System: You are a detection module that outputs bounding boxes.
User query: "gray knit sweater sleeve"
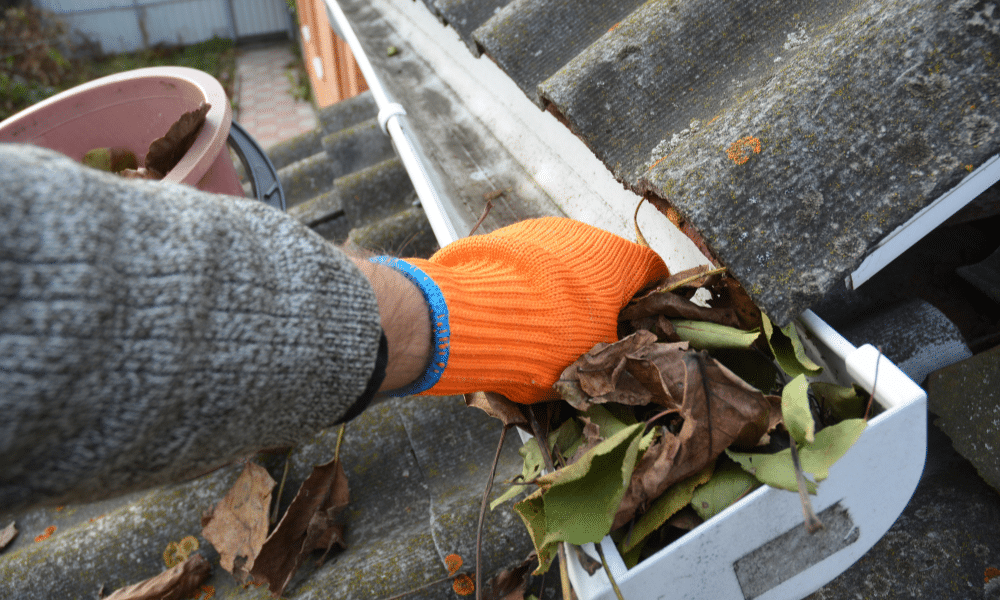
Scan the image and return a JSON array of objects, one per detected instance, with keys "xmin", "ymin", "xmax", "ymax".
[{"xmin": 0, "ymin": 144, "xmax": 383, "ymax": 511}]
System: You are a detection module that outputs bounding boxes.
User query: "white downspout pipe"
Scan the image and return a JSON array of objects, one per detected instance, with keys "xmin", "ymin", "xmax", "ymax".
[{"xmin": 321, "ymin": 0, "xmax": 460, "ymax": 246}]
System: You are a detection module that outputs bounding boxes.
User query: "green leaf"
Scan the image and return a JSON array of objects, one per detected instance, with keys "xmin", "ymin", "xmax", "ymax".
[
  {"xmin": 690, "ymin": 461, "xmax": 760, "ymax": 521},
  {"xmin": 537, "ymin": 423, "xmax": 645, "ymax": 546},
  {"xmin": 491, "ymin": 439, "xmax": 544, "ymax": 510},
  {"xmin": 811, "ymin": 382, "xmax": 866, "ymax": 421},
  {"xmin": 672, "ymin": 319, "xmax": 761, "ymax": 350},
  {"xmin": 620, "ymin": 540, "xmax": 645, "ymax": 569},
  {"xmin": 583, "ymin": 404, "xmax": 636, "ymax": 439},
  {"xmin": 548, "ymin": 418, "xmax": 584, "ymax": 461},
  {"xmin": 619, "ymin": 462, "xmax": 715, "ymax": 554},
  {"xmin": 726, "ymin": 419, "xmax": 867, "ymax": 493},
  {"xmin": 513, "ymin": 490, "xmax": 558, "ymax": 574},
  {"xmin": 761, "ymin": 314, "xmax": 822, "ymax": 378},
  {"xmin": 782, "ymin": 374, "xmax": 815, "ymax": 445}
]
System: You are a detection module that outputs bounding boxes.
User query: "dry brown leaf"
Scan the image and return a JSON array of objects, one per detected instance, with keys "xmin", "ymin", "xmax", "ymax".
[
  {"xmin": 630, "ymin": 314, "xmax": 681, "ymax": 342},
  {"xmin": 483, "ymin": 552, "xmax": 536, "ymax": 600},
  {"xmin": 0, "ymin": 522, "xmax": 17, "ymax": 552},
  {"xmin": 145, "ymin": 102, "xmax": 211, "ymax": 176},
  {"xmin": 465, "ymin": 392, "xmax": 528, "ymax": 427},
  {"xmin": 250, "ymin": 455, "xmax": 350, "ymax": 596},
  {"xmin": 621, "ymin": 289, "xmax": 740, "ymax": 328},
  {"xmin": 707, "ymin": 276, "xmax": 762, "ymax": 331},
  {"xmin": 103, "ymin": 553, "xmax": 211, "ymax": 600},
  {"xmin": 566, "ymin": 418, "xmax": 603, "ymax": 466},
  {"xmin": 555, "ymin": 331, "xmax": 689, "ymax": 411},
  {"xmin": 612, "ymin": 350, "xmax": 771, "ymax": 529},
  {"xmin": 201, "ymin": 461, "xmax": 275, "ymax": 584}
]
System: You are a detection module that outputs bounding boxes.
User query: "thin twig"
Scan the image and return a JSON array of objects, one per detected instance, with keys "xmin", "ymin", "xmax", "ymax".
[
  {"xmin": 377, "ymin": 571, "xmax": 471, "ymax": 600},
  {"xmin": 557, "ymin": 544, "xmax": 573, "ymax": 600},
  {"xmin": 657, "ymin": 265, "xmax": 729, "ymax": 294},
  {"xmin": 594, "ymin": 542, "xmax": 627, "ymax": 600},
  {"xmin": 271, "ymin": 447, "xmax": 295, "ymax": 525},
  {"xmin": 528, "ymin": 407, "xmax": 571, "ymax": 600},
  {"xmin": 633, "ymin": 198, "xmax": 650, "ymax": 248},
  {"xmin": 477, "ymin": 424, "xmax": 510, "ymax": 600},
  {"xmin": 864, "ymin": 346, "xmax": 883, "ymax": 421},
  {"xmin": 334, "ymin": 423, "xmax": 347, "ymax": 462},
  {"xmin": 469, "ymin": 199, "xmax": 495, "ymax": 236},
  {"xmin": 789, "ymin": 436, "xmax": 824, "ymax": 533}
]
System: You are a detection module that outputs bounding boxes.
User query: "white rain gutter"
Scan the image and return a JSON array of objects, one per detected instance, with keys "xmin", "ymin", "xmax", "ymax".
[{"xmin": 322, "ymin": 0, "xmax": 461, "ymax": 246}]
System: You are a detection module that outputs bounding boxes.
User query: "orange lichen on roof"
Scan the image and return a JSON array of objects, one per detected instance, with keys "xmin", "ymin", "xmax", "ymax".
[
  {"xmin": 452, "ymin": 574, "xmax": 475, "ymax": 596},
  {"xmin": 186, "ymin": 585, "xmax": 215, "ymax": 599},
  {"xmin": 34, "ymin": 525, "xmax": 56, "ymax": 543},
  {"xmin": 445, "ymin": 553, "xmax": 463, "ymax": 575},
  {"xmin": 727, "ymin": 136, "xmax": 762, "ymax": 165},
  {"xmin": 986, "ymin": 567, "xmax": 1000, "ymax": 583}
]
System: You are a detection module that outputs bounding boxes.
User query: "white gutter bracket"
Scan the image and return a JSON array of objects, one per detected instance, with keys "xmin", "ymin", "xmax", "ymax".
[{"xmin": 377, "ymin": 103, "xmax": 406, "ymax": 136}]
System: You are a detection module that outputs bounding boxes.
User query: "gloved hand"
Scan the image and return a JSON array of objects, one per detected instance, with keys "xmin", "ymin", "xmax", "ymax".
[{"xmin": 373, "ymin": 217, "xmax": 668, "ymax": 403}]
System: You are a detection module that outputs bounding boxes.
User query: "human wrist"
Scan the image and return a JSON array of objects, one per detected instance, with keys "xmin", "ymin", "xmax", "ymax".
[{"xmin": 348, "ymin": 257, "xmax": 432, "ymax": 392}]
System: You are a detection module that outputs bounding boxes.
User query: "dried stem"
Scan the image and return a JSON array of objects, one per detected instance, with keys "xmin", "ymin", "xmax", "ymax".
[
  {"xmin": 271, "ymin": 447, "xmax": 294, "ymax": 525},
  {"xmin": 789, "ymin": 436, "xmax": 824, "ymax": 533},
  {"xmin": 377, "ymin": 571, "xmax": 471, "ymax": 600},
  {"xmin": 659, "ymin": 265, "xmax": 729, "ymax": 294},
  {"xmin": 864, "ymin": 346, "xmax": 883, "ymax": 421},
  {"xmin": 528, "ymin": 406, "xmax": 571, "ymax": 600},
  {"xmin": 633, "ymin": 198, "xmax": 650, "ymax": 248},
  {"xmin": 476, "ymin": 423, "xmax": 510, "ymax": 600},
  {"xmin": 469, "ymin": 199, "xmax": 495, "ymax": 236},
  {"xmin": 594, "ymin": 542, "xmax": 627, "ymax": 600}
]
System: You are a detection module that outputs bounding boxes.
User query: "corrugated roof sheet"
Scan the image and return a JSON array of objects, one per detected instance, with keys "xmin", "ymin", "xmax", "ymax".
[{"xmin": 409, "ymin": 0, "xmax": 1000, "ymax": 324}]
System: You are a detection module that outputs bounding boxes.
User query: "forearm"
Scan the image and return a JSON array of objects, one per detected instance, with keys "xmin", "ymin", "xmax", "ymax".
[
  {"xmin": 348, "ymin": 258, "xmax": 432, "ymax": 392},
  {"xmin": 0, "ymin": 145, "xmax": 383, "ymax": 510}
]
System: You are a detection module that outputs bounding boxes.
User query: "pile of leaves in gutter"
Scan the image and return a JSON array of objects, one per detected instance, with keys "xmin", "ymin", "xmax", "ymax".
[{"xmin": 481, "ymin": 265, "xmax": 873, "ymax": 574}]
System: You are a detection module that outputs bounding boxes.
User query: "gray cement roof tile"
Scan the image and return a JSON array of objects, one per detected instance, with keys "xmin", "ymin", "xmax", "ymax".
[{"xmin": 406, "ymin": 0, "xmax": 1000, "ymax": 324}]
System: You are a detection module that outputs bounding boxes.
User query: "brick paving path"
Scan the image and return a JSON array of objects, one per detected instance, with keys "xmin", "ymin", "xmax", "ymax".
[{"xmin": 235, "ymin": 43, "xmax": 317, "ymax": 150}]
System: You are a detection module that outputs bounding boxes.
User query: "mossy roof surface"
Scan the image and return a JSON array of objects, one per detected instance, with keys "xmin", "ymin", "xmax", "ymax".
[{"xmin": 409, "ymin": 0, "xmax": 1000, "ymax": 324}]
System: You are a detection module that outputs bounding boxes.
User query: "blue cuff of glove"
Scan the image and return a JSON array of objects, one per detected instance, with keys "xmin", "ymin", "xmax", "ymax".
[{"xmin": 369, "ymin": 256, "xmax": 450, "ymax": 396}]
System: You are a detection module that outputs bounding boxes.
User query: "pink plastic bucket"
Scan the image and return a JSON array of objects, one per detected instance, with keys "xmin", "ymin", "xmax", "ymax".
[{"xmin": 0, "ymin": 66, "xmax": 244, "ymax": 197}]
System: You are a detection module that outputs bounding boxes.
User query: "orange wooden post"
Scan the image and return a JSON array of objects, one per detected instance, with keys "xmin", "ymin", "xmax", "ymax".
[{"xmin": 296, "ymin": 0, "xmax": 368, "ymax": 108}]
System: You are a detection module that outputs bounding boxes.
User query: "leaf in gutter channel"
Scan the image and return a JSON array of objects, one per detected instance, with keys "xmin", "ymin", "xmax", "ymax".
[
  {"xmin": 621, "ymin": 287, "xmax": 741, "ymax": 328},
  {"xmin": 102, "ymin": 553, "xmax": 211, "ymax": 600},
  {"xmin": 671, "ymin": 319, "xmax": 761, "ymax": 350},
  {"xmin": 690, "ymin": 460, "xmax": 760, "ymax": 521},
  {"xmin": 554, "ymin": 330, "xmax": 688, "ymax": 411},
  {"xmin": 200, "ymin": 462, "xmax": 275, "ymax": 584},
  {"xmin": 618, "ymin": 462, "xmax": 715, "ymax": 557},
  {"xmin": 761, "ymin": 314, "xmax": 822, "ymax": 378},
  {"xmin": 465, "ymin": 391, "xmax": 528, "ymax": 427},
  {"xmin": 611, "ymin": 351, "xmax": 774, "ymax": 530},
  {"xmin": 144, "ymin": 102, "xmax": 211, "ymax": 176},
  {"xmin": 250, "ymin": 455, "xmax": 350, "ymax": 596},
  {"xmin": 726, "ymin": 418, "xmax": 867, "ymax": 493},
  {"xmin": 513, "ymin": 424, "xmax": 646, "ymax": 574},
  {"xmin": 782, "ymin": 374, "xmax": 815, "ymax": 445}
]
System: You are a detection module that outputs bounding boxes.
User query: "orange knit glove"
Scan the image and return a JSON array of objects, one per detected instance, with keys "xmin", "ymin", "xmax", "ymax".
[{"xmin": 375, "ymin": 217, "xmax": 668, "ymax": 404}]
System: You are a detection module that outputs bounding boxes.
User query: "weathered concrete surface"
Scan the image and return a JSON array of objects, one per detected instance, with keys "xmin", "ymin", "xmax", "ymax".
[
  {"xmin": 839, "ymin": 299, "xmax": 972, "ymax": 386},
  {"xmin": 808, "ymin": 419, "xmax": 1000, "ymax": 600},
  {"xmin": 339, "ymin": 157, "xmax": 417, "ymax": 225},
  {"xmin": 347, "ymin": 205, "xmax": 439, "ymax": 257},
  {"xmin": 0, "ymin": 396, "xmax": 542, "ymax": 599},
  {"xmin": 927, "ymin": 344, "xmax": 1000, "ymax": 495}
]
